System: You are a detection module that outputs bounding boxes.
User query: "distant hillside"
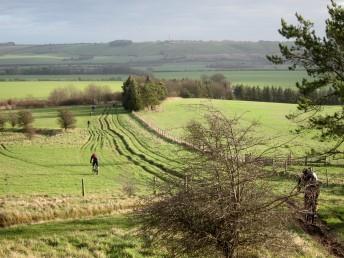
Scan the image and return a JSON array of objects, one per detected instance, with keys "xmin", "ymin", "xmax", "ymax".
[{"xmin": 0, "ymin": 41, "xmax": 290, "ymax": 75}]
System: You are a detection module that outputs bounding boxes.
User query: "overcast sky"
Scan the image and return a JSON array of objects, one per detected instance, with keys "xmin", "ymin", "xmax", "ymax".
[{"xmin": 0, "ymin": 0, "xmax": 338, "ymax": 44}]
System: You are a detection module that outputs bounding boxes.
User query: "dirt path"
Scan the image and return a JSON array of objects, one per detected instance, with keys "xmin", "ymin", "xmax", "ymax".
[{"xmin": 287, "ymin": 200, "xmax": 344, "ymax": 257}]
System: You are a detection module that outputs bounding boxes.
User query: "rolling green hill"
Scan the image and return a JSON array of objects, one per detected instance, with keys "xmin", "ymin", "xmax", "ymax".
[{"xmin": 0, "ymin": 40, "xmax": 290, "ymax": 72}]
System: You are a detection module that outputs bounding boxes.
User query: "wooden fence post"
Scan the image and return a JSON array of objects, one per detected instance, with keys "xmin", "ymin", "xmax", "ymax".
[
  {"xmin": 81, "ymin": 178, "xmax": 85, "ymax": 197},
  {"xmin": 304, "ymin": 156, "xmax": 308, "ymax": 166}
]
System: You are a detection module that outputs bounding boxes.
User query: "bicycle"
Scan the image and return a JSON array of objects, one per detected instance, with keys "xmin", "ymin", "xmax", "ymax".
[{"xmin": 92, "ymin": 163, "xmax": 99, "ymax": 175}]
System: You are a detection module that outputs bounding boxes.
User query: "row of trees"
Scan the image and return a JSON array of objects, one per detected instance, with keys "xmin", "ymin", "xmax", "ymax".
[
  {"xmin": 0, "ymin": 109, "xmax": 76, "ymax": 138},
  {"xmin": 49, "ymin": 84, "xmax": 120, "ymax": 106},
  {"xmin": 164, "ymin": 76, "xmax": 341, "ymax": 105},
  {"xmin": 0, "ymin": 110, "xmax": 35, "ymax": 138},
  {"xmin": 0, "ymin": 85, "xmax": 121, "ymax": 109},
  {"xmin": 122, "ymin": 76, "xmax": 167, "ymax": 111},
  {"xmin": 233, "ymin": 85, "xmax": 341, "ymax": 104},
  {"xmin": 0, "ymin": 64, "xmax": 146, "ymax": 76}
]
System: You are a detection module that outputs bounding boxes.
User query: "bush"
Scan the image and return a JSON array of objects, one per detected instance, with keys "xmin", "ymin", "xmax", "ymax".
[
  {"xmin": 57, "ymin": 109, "xmax": 76, "ymax": 130},
  {"xmin": 8, "ymin": 112, "xmax": 18, "ymax": 128},
  {"xmin": 17, "ymin": 110, "xmax": 34, "ymax": 128},
  {"xmin": 24, "ymin": 125, "xmax": 35, "ymax": 139},
  {"xmin": 139, "ymin": 108, "xmax": 295, "ymax": 257},
  {"xmin": 122, "ymin": 181, "xmax": 136, "ymax": 197}
]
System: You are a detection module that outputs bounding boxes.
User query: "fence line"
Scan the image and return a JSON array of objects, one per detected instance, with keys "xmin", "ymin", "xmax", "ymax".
[
  {"xmin": 132, "ymin": 112, "xmax": 344, "ymax": 169},
  {"xmin": 131, "ymin": 112, "xmax": 193, "ymax": 148}
]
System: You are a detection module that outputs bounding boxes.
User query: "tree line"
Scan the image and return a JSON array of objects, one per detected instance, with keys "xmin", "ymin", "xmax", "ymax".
[
  {"xmin": 0, "ymin": 85, "xmax": 121, "ymax": 109},
  {"xmin": 0, "ymin": 64, "xmax": 147, "ymax": 76},
  {"xmin": 0, "ymin": 108, "xmax": 77, "ymax": 139},
  {"xmin": 126, "ymin": 74, "xmax": 342, "ymax": 106}
]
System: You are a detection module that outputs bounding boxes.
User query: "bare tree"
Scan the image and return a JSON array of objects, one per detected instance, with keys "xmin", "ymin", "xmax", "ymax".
[
  {"xmin": 17, "ymin": 110, "xmax": 34, "ymax": 128},
  {"xmin": 139, "ymin": 108, "xmax": 296, "ymax": 258},
  {"xmin": 17, "ymin": 110, "xmax": 35, "ymax": 139},
  {"xmin": 8, "ymin": 112, "xmax": 18, "ymax": 128},
  {"xmin": 57, "ymin": 109, "xmax": 76, "ymax": 130}
]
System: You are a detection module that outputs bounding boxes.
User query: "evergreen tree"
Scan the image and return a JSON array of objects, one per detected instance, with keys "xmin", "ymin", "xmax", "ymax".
[
  {"xmin": 122, "ymin": 76, "xmax": 143, "ymax": 111},
  {"xmin": 268, "ymin": 1, "xmax": 344, "ymax": 152},
  {"xmin": 262, "ymin": 87, "xmax": 273, "ymax": 102}
]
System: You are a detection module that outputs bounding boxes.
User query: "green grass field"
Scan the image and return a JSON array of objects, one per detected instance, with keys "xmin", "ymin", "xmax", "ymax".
[
  {"xmin": 0, "ymin": 101, "xmax": 342, "ymax": 257},
  {"xmin": 0, "ymin": 70, "xmax": 306, "ymax": 89},
  {"xmin": 0, "ymin": 106, "xmax": 184, "ymax": 196},
  {"xmin": 138, "ymin": 98, "xmax": 340, "ymax": 155},
  {"xmin": 0, "ymin": 81, "xmax": 123, "ymax": 100},
  {"xmin": 154, "ymin": 70, "xmax": 307, "ymax": 88}
]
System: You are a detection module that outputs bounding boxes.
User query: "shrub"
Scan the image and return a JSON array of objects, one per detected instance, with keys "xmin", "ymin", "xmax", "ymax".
[
  {"xmin": 17, "ymin": 110, "xmax": 34, "ymax": 128},
  {"xmin": 57, "ymin": 109, "xmax": 76, "ymax": 130},
  {"xmin": 139, "ymin": 108, "xmax": 295, "ymax": 257},
  {"xmin": 122, "ymin": 181, "xmax": 136, "ymax": 197},
  {"xmin": 8, "ymin": 112, "xmax": 18, "ymax": 128},
  {"xmin": 24, "ymin": 125, "xmax": 35, "ymax": 139}
]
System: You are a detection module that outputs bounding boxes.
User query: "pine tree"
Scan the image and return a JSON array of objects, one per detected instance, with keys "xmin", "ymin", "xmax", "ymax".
[{"xmin": 268, "ymin": 1, "xmax": 344, "ymax": 152}]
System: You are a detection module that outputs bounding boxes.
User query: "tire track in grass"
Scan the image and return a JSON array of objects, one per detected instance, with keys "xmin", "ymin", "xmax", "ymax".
[
  {"xmin": 114, "ymin": 110, "xmax": 183, "ymax": 167},
  {"xmin": 111, "ymin": 114, "xmax": 182, "ymax": 172},
  {"xmin": 81, "ymin": 107, "xmax": 169, "ymax": 181},
  {"xmin": 99, "ymin": 109, "xmax": 173, "ymax": 181},
  {"xmin": 81, "ymin": 129, "xmax": 93, "ymax": 150},
  {"xmin": 102, "ymin": 110, "xmax": 183, "ymax": 179}
]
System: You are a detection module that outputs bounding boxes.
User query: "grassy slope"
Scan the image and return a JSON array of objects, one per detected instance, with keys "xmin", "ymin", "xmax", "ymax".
[
  {"xmin": 139, "ymin": 98, "xmax": 344, "ymax": 241},
  {"xmin": 0, "ymin": 81, "xmax": 122, "ymax": 100},
  {"xmin": 0, "ymin": 103, "xmax": 340, "ymax": 257},
  {"xmin": 138, "ymin": 98, "xmax": 340, "ymax": 155},
  {"xmin": 0, "ymin": 106, "xmax": 185, "ymax": 196},
  {"xmin": 154, "ymin": 70, "xmax": 306, "ymax": 88}
]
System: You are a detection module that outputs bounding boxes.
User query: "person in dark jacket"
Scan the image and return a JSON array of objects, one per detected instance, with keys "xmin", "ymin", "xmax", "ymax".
[{"xmin": 90, "ymin": 153, "xmax": 98, "ymax": 170}]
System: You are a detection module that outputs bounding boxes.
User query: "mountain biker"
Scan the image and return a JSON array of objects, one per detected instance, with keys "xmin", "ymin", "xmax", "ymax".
[
  {"xmin": 297, "ymin": 167, "xmax": 321, "ymax": 223},
  {"xmin": 90, "ymin": 153, "xmax": 98, "ymax": 170}
]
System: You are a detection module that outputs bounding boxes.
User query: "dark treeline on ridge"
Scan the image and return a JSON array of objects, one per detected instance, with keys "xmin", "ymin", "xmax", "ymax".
[
  {"xmin": 164, "ymin": 74, "xmax": 342, "ymax": 105},
  {"xmin": 1, "ymin": 64, "xmax": 146, "ymax": 76}
]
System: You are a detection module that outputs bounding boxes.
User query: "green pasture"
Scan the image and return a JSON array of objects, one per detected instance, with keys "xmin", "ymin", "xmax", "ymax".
[
  {"xmin": 154, "ymin": 70, "xmax": 307, "ymax": 88},
  {"xmin": 0, "ymin": 70, "xmax": 306, "ymax": 89},
  {"xmin": 138, "ymin": 98, "xmax": 340, "ymax": 155},
  {"xmin": 0, "ymin": 106, "xmax": 185, "ymax": 196},
  {"xmin": 0, "ymin": 101, "xmax": 343, "ymax": 256},
  {"xmin": 0, "ymin": 81, "xmax": 122, "ymax": 100}
]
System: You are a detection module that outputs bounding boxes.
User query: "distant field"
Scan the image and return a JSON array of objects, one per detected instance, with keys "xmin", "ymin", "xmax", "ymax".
[
  {"xmin": 0, "ymin": 70, "xmax": 306, "ymax": 91},
  {"xmin": 0, "ymin": 81, "xmax": 122, "ymax": 100},
  {"xmin": 154, "ymin": 70, "xmax": 307, "ymax": 88}
]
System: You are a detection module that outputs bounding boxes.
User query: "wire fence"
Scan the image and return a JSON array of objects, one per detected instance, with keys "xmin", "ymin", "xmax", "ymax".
[{"xmin": 132, "ymin": 112, "xmax": 344, "ymax": 170}]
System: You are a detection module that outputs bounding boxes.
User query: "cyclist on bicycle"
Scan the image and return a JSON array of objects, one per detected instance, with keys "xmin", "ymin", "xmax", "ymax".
[{"xmin": 90, "ymin": 153, "xmax": 99, "ymax": 170}]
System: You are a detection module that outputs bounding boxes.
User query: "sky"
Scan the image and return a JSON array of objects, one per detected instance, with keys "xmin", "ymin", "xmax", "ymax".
[{"xmin": 0, "ymin": 0, "xmax": 338, "ymax": 44}]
